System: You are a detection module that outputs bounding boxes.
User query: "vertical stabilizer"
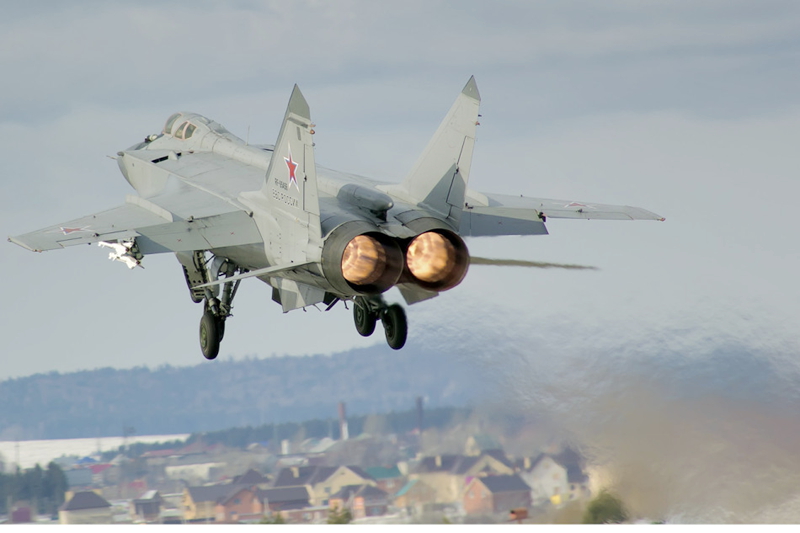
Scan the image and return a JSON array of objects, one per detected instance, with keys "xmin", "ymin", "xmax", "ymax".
[
  {"xmin": 241, "ymin": 85, "xmax": 322, "ymax": 265},
  {"xmin": 395, "ymin": 77, "xmax": 481, "ymax": 229}
]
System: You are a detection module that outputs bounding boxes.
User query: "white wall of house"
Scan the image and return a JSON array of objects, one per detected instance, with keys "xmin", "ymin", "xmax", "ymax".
[
  {"xmin": 59, "ymin": 507, "xmax": 114, "ymax": 524},
  {"xmin": 521, "ymin": 457, "xmax": 570, "ymax": 506}
]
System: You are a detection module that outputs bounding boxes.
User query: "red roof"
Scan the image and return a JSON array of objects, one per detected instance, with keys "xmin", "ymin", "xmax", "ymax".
[{"xmin": 89, "ymin": 464, "xmax": 113, "ymax": 475}]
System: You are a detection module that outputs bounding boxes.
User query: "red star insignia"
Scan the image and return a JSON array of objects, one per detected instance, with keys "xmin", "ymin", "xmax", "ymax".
[
  {"xmin": 60, "ymin": 226, "xmax": 91, "ymax": 235},
  {"xmin": 284, "ymin": 147, "xmax": 299, "ymax": 190}
]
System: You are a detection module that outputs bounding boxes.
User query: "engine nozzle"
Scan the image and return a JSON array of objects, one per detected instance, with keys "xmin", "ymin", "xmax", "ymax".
[
  {"xmin": 405, "ymin": 230, "xmax": 469, "ymax": 292},
  {"xmin": 342, "ymin": 235, "xmax": 387, "ymax": 286},
  {"xmin": 337, "ymin": 233, "xmax": 404, "ymax": 294}
]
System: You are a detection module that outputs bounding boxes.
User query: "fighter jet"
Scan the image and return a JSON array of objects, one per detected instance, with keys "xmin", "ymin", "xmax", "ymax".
[{"xmin": 9, "ymin": 77, "xmax": 664, "ymax": 359}]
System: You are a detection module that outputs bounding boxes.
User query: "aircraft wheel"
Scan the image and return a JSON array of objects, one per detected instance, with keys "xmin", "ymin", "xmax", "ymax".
[
  {"xmin": 200, "ymin": 311, "xmax": 221, "ymax": 360},
  {"xmin": 217, "ymin": 317, "xmax": 225, "ymax": 341},
  {"xmin": 353, "ymin": 300, "xmax": 377, "ymax": 337},
  {"xmin": 382, "ymin": 304, "xmax": 407, "ymax": 350}
]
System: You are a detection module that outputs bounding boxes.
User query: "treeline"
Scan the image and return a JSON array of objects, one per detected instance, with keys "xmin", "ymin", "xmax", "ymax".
[
  {"xmin": 183, "ymin": 405, "xmax": 473, "ymax": 449},
  {"xmin": 100, "ymin": 405, "xmax": 472, "ymax": 458},
  {"xmin": 0, "ymin": 463, "xmax": 67, "ymax": 516}
]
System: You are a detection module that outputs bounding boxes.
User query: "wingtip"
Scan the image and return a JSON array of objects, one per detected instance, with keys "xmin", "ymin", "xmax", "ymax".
[{"xmin": 462, "ymin": 75, "xmax": 480, "ymax": 101}]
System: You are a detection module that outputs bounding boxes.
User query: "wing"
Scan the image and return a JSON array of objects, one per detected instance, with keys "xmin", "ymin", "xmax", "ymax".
[
  {"xmin": 9, "ymin": 194, "xmax": 262, "ymax": 254},
  {"xmin": 459, "ymin": 190, "xmax": 664, "ymax": 237}
]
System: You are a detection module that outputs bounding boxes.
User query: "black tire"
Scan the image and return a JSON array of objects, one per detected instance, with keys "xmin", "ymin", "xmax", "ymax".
[
  {"xmin": 200, "ymin": 311, "xmax": 220, "ymax": 360},
  {"xmin": 353, "ymin": 301, "xmax": 377, "ymax": 337},
  {"xmin": 217, "ymin": 317, "xmax": 226, "ymax": 341},
  {"xmin": 382, "ymin": 304, "xmax": 407, "ymax": 350}
]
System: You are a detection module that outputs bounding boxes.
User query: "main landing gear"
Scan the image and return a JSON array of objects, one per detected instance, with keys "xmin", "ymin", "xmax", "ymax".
[
  {"xmin": 353, "ymin": 295, "xmax": 407, "ymax": 350},
  {"xmin": 179, "ymin": 251, "xmax": 244, "ymax": 360}
]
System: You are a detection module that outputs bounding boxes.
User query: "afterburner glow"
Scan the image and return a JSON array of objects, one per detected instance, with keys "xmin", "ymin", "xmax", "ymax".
[
  {"xmin": 341, "ymin": 235, "xmax": 387, "ymax": 285},
  {"xmin": 406, "ymin": 231, "xmax": 457, "ymax": 283}
]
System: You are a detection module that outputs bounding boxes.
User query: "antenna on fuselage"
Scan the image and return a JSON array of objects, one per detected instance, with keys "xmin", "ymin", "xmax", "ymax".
[{"xmin": 246, "ymin": 125, "xmax": 250, "ymax": 146}]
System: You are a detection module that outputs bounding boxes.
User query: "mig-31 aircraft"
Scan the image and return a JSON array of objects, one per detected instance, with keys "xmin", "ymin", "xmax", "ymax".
[{"xmin": 9, "ymin": 77, "xmax": 664, "ymax": 360}]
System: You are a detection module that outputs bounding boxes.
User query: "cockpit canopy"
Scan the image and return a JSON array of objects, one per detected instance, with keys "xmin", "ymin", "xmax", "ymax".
[
  {"xmin": 162, "ymin": 112, "xmax": 232, "ymax": 141},
  {"xmin": 163, "ymin": 112, "xmax": 197, "ymax": 140}
]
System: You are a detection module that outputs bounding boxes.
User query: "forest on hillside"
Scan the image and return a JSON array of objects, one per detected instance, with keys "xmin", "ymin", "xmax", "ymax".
[{"xmin": 0, "ymin": 345, "xmax": 486, "ymax": 440}]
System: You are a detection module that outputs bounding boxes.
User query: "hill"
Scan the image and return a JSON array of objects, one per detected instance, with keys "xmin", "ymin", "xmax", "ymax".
[{"xmin": 0, "ymin": 344, "xmax": 485, "ymax": 440}]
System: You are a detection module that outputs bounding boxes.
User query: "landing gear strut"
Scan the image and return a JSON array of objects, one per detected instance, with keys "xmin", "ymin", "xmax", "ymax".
[
  {"xmin": 181, "ymin": 251, "xmax": 245, "ymax": 360},
  {"xmin": 352, "ymin": 296, "xmax": 407, "ymax": 350}
]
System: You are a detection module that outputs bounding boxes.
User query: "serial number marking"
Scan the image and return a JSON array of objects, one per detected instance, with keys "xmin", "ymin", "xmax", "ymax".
[
  {"xmin": 272, "ymin": 188, "xmax": 299, "ymax": 207},
  {"xmin": 273, "ymin": 177, "xmax": 288, "ymax": 191}
]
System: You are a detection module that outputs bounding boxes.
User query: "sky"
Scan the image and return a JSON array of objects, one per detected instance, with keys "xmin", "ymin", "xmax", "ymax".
[{"xmin": 2, "ymin": 1, "xmax": 800, "ymax": 520}]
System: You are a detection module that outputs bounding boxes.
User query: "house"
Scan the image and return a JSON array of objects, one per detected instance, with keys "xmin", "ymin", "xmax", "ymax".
[
  {"xmin": 258, "ymin": 486, "xmax": 311, "ymax": 513},
  {"xmin": 519, "ymin": 449, "xmax": 590, "ymax": 506},
  {"xmin": 328, "ymin": 484, "xmax": 390, "ymax": 519},
  {"xmin": 10, "ymin": 504, "xmax": 32, "ymax": 524},
  {"xmin": 365, "ymin": 465, "xmax": 405, "ymax": 495},
  {"xmin": 214, "ymin": 485, "xmax": 265, "ymax": 523},
  {"xmin": 393, "ymin": 479, "xmax": 437, "ymax": 514},
  {"xmin": 59, "ymin": 491, "xmax": 114, "ymax": 524},
  {"xmin": 164, "ymin": 462, "xmax": 226, "ymax": 484},
  {"xmin": 272, "ymin": 465, "xmax": 376, "ymax": 506},
  {"xmin": 183, "ymin": 484, "xmax": 235, "ymax": 522},
  {"xmin": 232, "ymin": 468, "xmax": 269, "ymax": 486},
  {"xmin": 132, "ymin": 490, "xmax": 162, "ymax": 523},
  {"xmin": 411, "ymin": 452, "xmax": 515, "ymax": 505},
  {"xmin": 463, "ymin": 475, "xmax": 531, "ymax": 516},
  {"xmin": 520, "ymin": 454, "xmax": 568, "ymax": 506}
]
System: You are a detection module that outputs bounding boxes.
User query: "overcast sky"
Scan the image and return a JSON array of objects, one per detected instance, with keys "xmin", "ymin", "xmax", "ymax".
[
  {"xmin": 4, "ymin": 1, "xmax": 800, "ymax": 520},
  {"xmin": 2, "ymin": 1, "xmax": 800, "ymax": 378}
]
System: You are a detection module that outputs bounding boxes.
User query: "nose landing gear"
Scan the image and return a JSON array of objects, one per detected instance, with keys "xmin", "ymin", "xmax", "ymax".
[
  {"xmin": 352, "ymin": 295, "xmax": 407, "ymax": 350},
  {"xmin": 180, "ymin": 251, "xmax": 244, "ymax": 360}
]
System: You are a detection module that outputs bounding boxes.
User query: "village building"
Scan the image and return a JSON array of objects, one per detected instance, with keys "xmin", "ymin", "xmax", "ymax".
[
  {"xmin": 59, "ymin": 491, "xmax": 114, "ymax": 524},
  {"xmin": 410, "ymin": 452, "xmax": 515, "ymax": 505},
  {"xmin": 182, "ymin": 484, "xmax": 234, "ymax": 522},
  {"xmin": 132, "ymin": 490, "xmax": 162, "ymax": 523},
  {"xmin": 463, "ymin": 474, "xmax": 531, "ymax": 516},
  {"xmin": 519, "ymin": 449, "xmax": 590, "ymax": 506},
  {"xmin": 328, "ymin": 484, "xmax": 390, "ymax": 519},
  {"xmin": 393, "ymin": 479, "xmax": 438, "ymax": 514},
  {"xmin": 272, "ymin": 465, "xmax": 376, "ymax": 506},
  {"xmin": 365, "ymin": 465, "xmax": 405, "ymax": 495},
  {"xmin": 214, "ymin": 485, "xmax": 264, "ymax": 523}
]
